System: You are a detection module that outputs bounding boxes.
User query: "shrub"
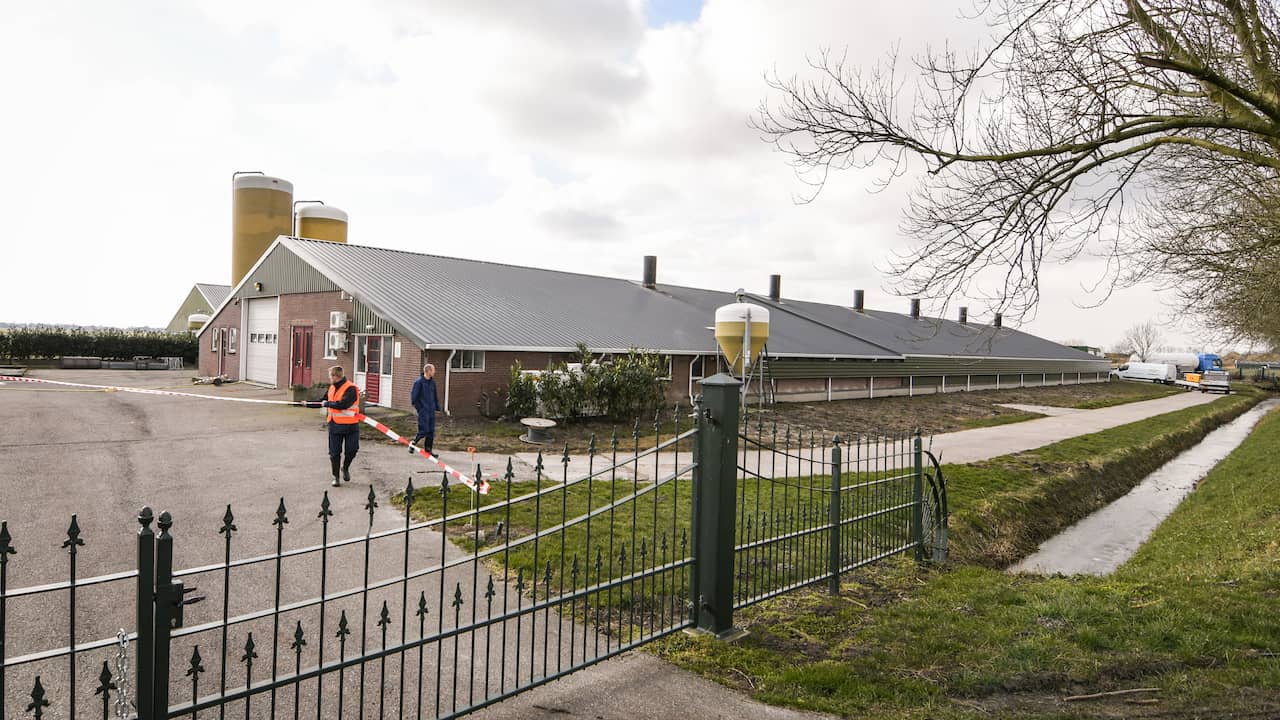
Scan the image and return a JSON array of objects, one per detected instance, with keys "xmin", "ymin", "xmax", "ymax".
[
  {"xmin": 504, "ymin": 347, "xmax": 669, "ymax": 422},
  {"xmin": 505, "ymin": 361, "xmax": 539, "ymax": 419}
]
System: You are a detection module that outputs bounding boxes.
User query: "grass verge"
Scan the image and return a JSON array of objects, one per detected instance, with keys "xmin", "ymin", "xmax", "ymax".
[
  {"xmin": 944, "ymin": 386, "xmax": 1262, "ymax": 566},
  {"xmin": 654, "ymin": 396, "xmax": 1280, "ymax": 719}
]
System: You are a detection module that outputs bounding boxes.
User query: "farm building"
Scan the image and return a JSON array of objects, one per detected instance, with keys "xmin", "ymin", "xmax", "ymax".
[
  {"xmin": 196, "ymin": 237, "xmax": 1109, "ymax": 417},
  {"xmin": 164, "ymin": 283, "xmax": 230, "ymax": 334}
]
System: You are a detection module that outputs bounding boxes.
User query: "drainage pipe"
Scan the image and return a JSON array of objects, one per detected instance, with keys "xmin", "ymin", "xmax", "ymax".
[{"xmin": 443, "ymin": 348, "xmax": 457, "ymax": 416}]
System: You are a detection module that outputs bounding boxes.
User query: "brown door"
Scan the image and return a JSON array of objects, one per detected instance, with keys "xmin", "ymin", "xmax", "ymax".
[
  {"xmin": 365, "ymin": 336, "xmax": 382, "ymax": 404},
  {"xmin": 291, "ymin": 327, "xmax": 313, "ymax": 387}
]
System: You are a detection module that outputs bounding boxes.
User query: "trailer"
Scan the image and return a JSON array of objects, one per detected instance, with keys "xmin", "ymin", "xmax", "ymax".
[{"xmin": 1173, "ymin": 369, "xmax": 1232, "ymax": 394}]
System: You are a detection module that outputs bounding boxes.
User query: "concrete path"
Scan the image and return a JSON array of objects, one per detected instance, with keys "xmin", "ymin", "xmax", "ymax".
[
  {"xmin": 995, "ymin": 402, "xmax": 1083, "ymax": 417},
  {"xmin": 470, "ymin": 651, "xmax": 835, "ymax": 720},
  {"xmin": 931, "ymin": 391, "xmax": 1216, "ymax": 464}
]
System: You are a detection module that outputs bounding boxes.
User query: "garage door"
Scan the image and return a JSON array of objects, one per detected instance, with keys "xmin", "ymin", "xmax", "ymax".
[{"xmin": 245, "ymin": 297, "xmax": 279, "ymax": 385}]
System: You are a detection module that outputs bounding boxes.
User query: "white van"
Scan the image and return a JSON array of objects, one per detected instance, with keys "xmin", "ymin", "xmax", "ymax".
[{"xmin": 1111, "ymin": 362, "xmax": 1177, "ymax": 383}]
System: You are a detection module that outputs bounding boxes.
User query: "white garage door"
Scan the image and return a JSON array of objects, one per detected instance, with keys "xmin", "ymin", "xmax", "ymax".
[{"xmin": 245, "ymin": 297, "xmax": 279, "ymax": 385}]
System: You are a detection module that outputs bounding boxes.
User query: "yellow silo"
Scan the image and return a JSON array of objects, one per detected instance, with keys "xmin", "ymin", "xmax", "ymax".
[
  {"xmin": 714, "ymin": 303, "xmax": 770, "ymax": 376},
  {"xmin": 296, "ymin": 205, "xmax": 349, "ymax": 243},
  {"xmin": 232, "ymin": 174, "xmax": 293, "ymax": 286}
]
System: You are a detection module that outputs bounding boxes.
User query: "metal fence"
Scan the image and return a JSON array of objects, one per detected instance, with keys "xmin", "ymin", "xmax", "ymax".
[{"xmin": 0, "ymin": 374, "xmax": 946, "ymax": 718}]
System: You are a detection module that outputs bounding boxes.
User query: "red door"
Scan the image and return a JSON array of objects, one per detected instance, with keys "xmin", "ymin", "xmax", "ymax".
[
  {"xmin": 365, "ymin": 336, "xmax": 382, "ymax": 404},
  {"xmin": 291, "ymin": 327, "xmax": 313, "ymax": 387}
]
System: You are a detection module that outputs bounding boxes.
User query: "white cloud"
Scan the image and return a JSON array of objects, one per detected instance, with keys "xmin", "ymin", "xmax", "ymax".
[{"xmin": 0, "ymin": 0, "xmax": 1204, "ymax": 349}]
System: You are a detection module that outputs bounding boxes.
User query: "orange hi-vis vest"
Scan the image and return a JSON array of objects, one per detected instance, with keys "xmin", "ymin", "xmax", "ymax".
[{"xmin": 327, "ymin": 380, "xmax": 361, "ymax": 424}]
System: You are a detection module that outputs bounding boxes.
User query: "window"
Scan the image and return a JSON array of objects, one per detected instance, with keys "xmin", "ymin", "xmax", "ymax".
[
  {"xmin": 210, "ymin": 328, "xmax": 220, "ymax": 352},
  {"xmin": 381, "ymin": 337, "xmax": 394, "ymax": 372},
  {"xmin": 690, "ymin": 355, "xmax": 705, "ymax": 380},
  {"xmin": 227, "ymin": 328, "xmax": 237, "ymax": 354},
  {"xmin": 450, "ymin": 350, "xmax": 485, "ymax": 372},
  {"xmin": 657, "ymin": 354, "xmax": 673, "ymax": 380}
]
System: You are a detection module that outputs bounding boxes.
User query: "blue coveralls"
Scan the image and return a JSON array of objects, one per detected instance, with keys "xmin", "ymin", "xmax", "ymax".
[{"xmin": 411, "ymin": 375, "xmax": 440, "ymax": 452}]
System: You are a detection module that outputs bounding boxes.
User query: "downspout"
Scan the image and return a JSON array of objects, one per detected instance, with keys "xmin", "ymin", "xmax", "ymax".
[
  {"xmin": 688, "ymin": 356, "xmax": 699, "ymax": 405},
  {"xmin": 443, "ymin": 348, "xmax": 456, "ymax": 416}
]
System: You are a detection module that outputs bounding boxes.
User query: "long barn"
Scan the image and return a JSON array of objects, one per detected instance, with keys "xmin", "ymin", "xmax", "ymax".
[{"xmin": 197, "ymin": 237, "xmax": 1108, "ymax": 417}]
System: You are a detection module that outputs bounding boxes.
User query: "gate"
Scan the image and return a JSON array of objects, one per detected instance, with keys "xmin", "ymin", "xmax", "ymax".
[{"xmin": 0, "ymin": 374, "xmax": 945, "ymax": 718}]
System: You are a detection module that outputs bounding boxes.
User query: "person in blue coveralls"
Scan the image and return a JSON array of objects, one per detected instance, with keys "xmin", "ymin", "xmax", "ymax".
[{"xmin": 410, "ymin": 362, "xmax": 440, "ymax": 454}]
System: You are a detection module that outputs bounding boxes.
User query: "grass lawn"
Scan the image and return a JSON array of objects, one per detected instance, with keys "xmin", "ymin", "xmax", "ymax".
[{"xmin": 653, "ymin": 390, "xmax": 1279, "ymax": 719}]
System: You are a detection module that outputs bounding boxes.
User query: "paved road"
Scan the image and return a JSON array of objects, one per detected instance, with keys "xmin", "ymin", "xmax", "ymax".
[
  {"xmin": 0, "ymin": 370, "xmax": 581, "ymax": 719},
  {"xmin": 930, "ymin": 390, "xmax": 1218, "ymax": 464}
]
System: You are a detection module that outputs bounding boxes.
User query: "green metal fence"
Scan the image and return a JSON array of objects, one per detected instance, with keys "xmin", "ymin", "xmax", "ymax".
[{"xmin": 0, "ymin": 373, "xmax": 946, "ymax": 718}]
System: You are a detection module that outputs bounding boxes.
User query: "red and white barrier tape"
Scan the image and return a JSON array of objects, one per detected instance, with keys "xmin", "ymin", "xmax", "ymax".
[{"xmin": 0, "ymin": 375, "xmax": 488, "ymax": 494}]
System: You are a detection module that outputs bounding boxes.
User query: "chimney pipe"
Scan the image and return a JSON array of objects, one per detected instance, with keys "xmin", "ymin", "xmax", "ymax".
[
  {"xmin": 642, "ymin": 255, "xmax": 657, "ymax": 289},
  {"xmin": 910, "ymin": 298, "xmax": 921, "ymax": 320},
  {"xmin": 853, "ymin": 289, "xmax": 865, "ymax": 312},
  {"xmin": 994, "ymin": 313, "xmax": 1003, "ymax": 328},
  {"xmin": 959, "ymin": 307, "xmax": 968, "ymax": 325},
  {"xmin": 768, "ymin": 274, "xmax": 781, "ymax": 302}
]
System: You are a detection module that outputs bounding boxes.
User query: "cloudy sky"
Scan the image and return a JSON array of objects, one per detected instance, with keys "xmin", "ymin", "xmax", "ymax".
[{"xmin": 1, "ymin": 0, "xmax": 1197, "ymax": 349}]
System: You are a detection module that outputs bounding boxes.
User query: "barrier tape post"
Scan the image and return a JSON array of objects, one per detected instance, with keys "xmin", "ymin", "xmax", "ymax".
[{"xmin": 0, "ymin": 375, "xmax": 489, "ymax": 494}]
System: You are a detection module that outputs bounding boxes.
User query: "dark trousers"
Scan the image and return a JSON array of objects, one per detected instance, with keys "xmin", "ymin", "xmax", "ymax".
[
  {"xmin": 328, "ymin": 423, "xmax": 360, "ymax": 474},
  {"xmin": 412, "ymin": 412, "xmax": 436, "ymax": 453}
]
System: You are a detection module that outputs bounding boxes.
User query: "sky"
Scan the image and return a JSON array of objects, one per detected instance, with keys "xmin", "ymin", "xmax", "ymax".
[{"xmin": 0, "ymin": 0, "xmax": 1202, "ymax": 351}]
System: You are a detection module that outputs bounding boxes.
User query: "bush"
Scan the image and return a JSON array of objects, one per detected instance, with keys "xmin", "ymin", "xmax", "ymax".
[
  {"xmin": 505, "ymin": 362, "xmax": 539, "ymax": 419},
  {"xmin": 503, "ymin": 347, "xmax": 669, "ymax": 422},
  {"xmin": 0, "ymin": 327, "xmax": 199, "ymax": 363}
]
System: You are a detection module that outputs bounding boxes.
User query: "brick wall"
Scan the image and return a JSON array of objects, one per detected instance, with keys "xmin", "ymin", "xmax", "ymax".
[
  {"xmin": 200, "ymin": 290, "xmax": 708, "ymax": 417},
  {"xmin": 198, "ymin": 305, "xmax": 241, "ymax": 380}
]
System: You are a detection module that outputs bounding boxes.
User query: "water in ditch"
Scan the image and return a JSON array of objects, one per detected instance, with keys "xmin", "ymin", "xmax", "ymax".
[{"xmin": 1010, "ymin": 398, "xmax": 1279, "ymax": 576}]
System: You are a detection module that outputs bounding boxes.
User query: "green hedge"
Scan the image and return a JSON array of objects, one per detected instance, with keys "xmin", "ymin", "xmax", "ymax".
[
  {"xmin": 506, "ymin": 346, "xmax": 669, "ymax": 421},
  {"xmin": 0, "ymin": 327, "xmax": 199, "ymax": 363}
]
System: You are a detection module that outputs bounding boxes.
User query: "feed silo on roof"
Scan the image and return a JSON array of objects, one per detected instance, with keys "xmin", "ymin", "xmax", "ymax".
[
  {"xmin": 295, "ymin": 204, "xmax": 348, "ymax": 243},
  {"xmin": 232, "ymin": 174, "xmax": 293, "ymax": 285}
]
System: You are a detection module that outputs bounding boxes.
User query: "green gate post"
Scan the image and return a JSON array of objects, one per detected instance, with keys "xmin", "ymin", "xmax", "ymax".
[
  {"xmin": 136, "ymin": 508, "xmax": 156, "ymax": 720},
  {"xmin": 828, "ymin": 438, "xmax": 843, "ymax": 595},
  {"xmin": 152, "ymin": 511, "xmax": 176, "ymax": 716},
  {"xmin": 689, "ymin": 373, "xmax": 744, "ymax": 639},
  {"xmin": 912, "ymin": 430, "xmax": 924, "ymax": 562}
]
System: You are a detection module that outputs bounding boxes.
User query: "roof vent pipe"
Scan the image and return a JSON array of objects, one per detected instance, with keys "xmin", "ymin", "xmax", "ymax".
[
  {"xmin": 853, "ymin": 289, "xmax": 865, "ymax": 312},
  {"xmin": 910, "ymin": 298, "xmax": 921, "ymax": 319},
  {"xmin": 769, "ymin": 274, "xmax": 781, "ymax": 302},
  {"xmin": 642, "ymin": 255, "xmax": 657, "ymax": 289},
  {"xmin": 959, "ymin": 307, "xmax": 968, "ymax": 325},
  {"xmin": 994, "ymin": 313, "xmax": 1003, "ymax": 328}
]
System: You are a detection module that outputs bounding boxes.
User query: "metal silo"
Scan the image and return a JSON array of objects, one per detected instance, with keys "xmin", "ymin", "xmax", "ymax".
[
  {"xmin": 232, "ymin": 173, "xmax": 293, "ymax": 286},
  {"xmin": 295, "ymin": 204, "xmax": 349, "ymax": 243}
]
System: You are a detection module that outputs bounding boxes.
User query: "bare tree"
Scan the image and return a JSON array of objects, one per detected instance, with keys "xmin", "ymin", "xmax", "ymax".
[
  {"xmin": 756, "ymin": 0, "xmax": 1280, "ymax": 339},
  {"xmin": 1118, "ymin": 320, "xmax": 1163, "ymax": 361}
]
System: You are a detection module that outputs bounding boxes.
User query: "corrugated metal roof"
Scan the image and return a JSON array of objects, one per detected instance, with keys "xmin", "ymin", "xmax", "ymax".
[
  {"xmin": 275, "ymin": 237, "xmax": 1090, "ymax": 362},
  {"xmin": 195, "ymin": 283, "xmax": 231, "ymax": 309},
  {"xmin": 748, "ymin": 295, "xmax": 1102, "ymax": 361}
]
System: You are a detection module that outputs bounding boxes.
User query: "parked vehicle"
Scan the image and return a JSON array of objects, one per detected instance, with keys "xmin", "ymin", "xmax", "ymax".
[
  {"xmin": 1111, "ymin": 362, "xmax": 1178, "ymax": 383},
  {"xmin": 1134, "ymin": 352, "xmax": 1223, "ymax": 374},
  {"xmin": 1194, "ymin": 370, "xmax": 1232, "ymax": 394}
]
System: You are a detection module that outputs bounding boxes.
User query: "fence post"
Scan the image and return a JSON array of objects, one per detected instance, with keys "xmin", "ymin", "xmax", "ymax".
[
  {"xmin": 912, "ymin": 430, "xmax": 924, "ymax": 562},
  {"xmin": 136, "ymin": 508, "xmax": 155, "ymax": 720},
  {"xmin": 152, "ymin": 511, "xmax": 176, "ymax": 716},
  {"xmin": 828, "ymin": 438, "xmax": 843, "ymax": 595},
  {"xmin": 690, "ymin": 373, "xmax": 742, "ymax": 639}
]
